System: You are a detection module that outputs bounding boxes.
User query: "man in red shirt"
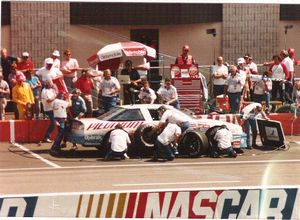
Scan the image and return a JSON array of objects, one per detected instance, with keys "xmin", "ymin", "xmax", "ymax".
[
  {"xmin": 175, "ymin": 45, "xmax": 195, "ymax": 65},
  {"xmin": 75, "ymin": 69, "xmax": 94, "ymax": 117},
  {"xmin": 16, "ymin": 52, "xmax": 34, "ymax": 75}
]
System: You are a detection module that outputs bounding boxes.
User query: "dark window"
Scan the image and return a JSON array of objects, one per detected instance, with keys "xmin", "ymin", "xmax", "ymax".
[
  {"xmin": 70, "ymin": 3, "xmax": 222, "ymax": 25},
  {"xmin": 1, "ymin": 2, "xmax": 10, "ymax": 26},
  {"xmin": 148, "ymin": 109, "xmax": 160, "ymax": 121},
  {"xmin": 280, "ymin": 4, "xmax": 300, "ymax": 20},
  {"xmin": 109, "ymin": 109, "xmax": 145, "ymax": 121}
]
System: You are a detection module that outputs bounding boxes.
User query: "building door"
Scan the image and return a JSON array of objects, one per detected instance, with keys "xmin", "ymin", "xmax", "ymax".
[{"xmin": 130, "ymin": 29, "xmax": 160, "ymax": 88}]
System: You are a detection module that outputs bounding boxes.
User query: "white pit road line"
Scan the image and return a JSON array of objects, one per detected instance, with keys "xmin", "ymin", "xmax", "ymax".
[
  {"xmin": 113, "ymin": 180, "xmax": 241, "ymax": 187},
  {"xmin": 12, "ymin": 143, "xmax": 61, "ymax": 168}
]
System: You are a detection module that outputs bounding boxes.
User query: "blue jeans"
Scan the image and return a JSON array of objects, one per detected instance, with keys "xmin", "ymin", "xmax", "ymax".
[
  {"xmin": 44, "ymin": 111, "xmax": 55, "ymax": 140},
  {"xmin": 253, "ymin": 94, "xmax": 264, "ymax": 104},
  {"xmin": 170, "ymin": 100, "xmax": 180, "ymax": 109},
  {"xmin": 265, "ymin": 93, "xmax": 270, "ymax": 109},
  {"xmin": 51, "ymin": 118, "xmax": 66, "ymax": 150},
  {"xmin": 244, "ymin": 118, "xmax": 257, "ymax": 147},
  {"xmin": 102, "ymin": 96, "xmax": 117, "ymax": 112},
  {"xmin": 154, "ymin": 139, "xmax": 174, "ymax": 160},
  {"xmin": 228, "ymin": 92, "xmax": 241, "ymax": 114}
]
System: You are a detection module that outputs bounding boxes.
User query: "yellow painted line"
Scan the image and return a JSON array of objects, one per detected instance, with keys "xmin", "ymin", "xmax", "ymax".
[
  {"xmin": 95, "ymin": 194, "xmax": 104, "ymax": 218},
  {"xmin": 105, "ymin": 193, "xmax": 116, "ymax": 218},
  {"xmin": 76, "ymin": 195, "xmax": 83, "ymax": 217},
  {"xmin": 86, "ymin": 194, "xmax": 94, "ymax": 217},
  {"xmin": 116, "ymin": 193, "xmax": 127, "ymax": 218}
]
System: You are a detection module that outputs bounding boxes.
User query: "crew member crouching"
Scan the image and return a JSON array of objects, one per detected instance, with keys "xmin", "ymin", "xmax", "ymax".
[{"xmin": 212, "ymin": 125, "xmax": 237, "ymax": 158}]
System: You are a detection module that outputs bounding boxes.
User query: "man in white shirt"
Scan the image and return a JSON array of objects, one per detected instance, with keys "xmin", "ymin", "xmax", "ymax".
[
  {"xmin": 61, "ymin": 49, "xmax": 79, "ymax": 91},
  {"xmin": 41, "ymin": 79, "xmax": 57, "ymax": 143},
  {"xmin": 244, "ymin": 54, "xmax": 258, "ymax": 74},
  {"xmin": 224, "ymin": 65, "xmax": 245, "ymax": 114},
  {"xmin": 99, "ymin": 69, "xmax": 120, "ymax": 112},
  {"xmin": 44, "ymin": 50, "xmax": 60, "ymax": 71},
  {"xmin": 153, "ymin": 122, "xmax": 181, "ymax": 161},
  {"xmin": 157, "ymin": 78, "xmax": 180, "ymax": 109},
  {"xmin": 212, "ymin": 56, "xmax": 228, "ymax": 97},
  {"xmin": 104, "ymin": 124, "xmax": 131, "ymax": 161},
  {"xmin": 36, "ymin": 58, "xmax": 63, "ymax": 84},
  {"xmin": 138, "ymin": 80, "xmax": 157, "ymax": 104},
  {"xmin": 212, "ymin": 125, "xmax": 237, "ymax": 158},
  {"xmin": 281, "ymin": 50, "xmax": 295, "ymax": 103},
  {"xmin": 50, "ymin": 92, "xmax": 71, "ymax": 156}
]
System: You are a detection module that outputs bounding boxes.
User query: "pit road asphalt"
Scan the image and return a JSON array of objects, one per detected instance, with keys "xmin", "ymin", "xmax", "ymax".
[{"xmin": 1, "ymin": 136, "xmax": 300, "ymax": 195}]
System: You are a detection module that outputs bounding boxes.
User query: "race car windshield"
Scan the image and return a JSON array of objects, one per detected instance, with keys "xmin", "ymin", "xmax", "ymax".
[{"xmin": 97, "ymin": 107, "xmax": 124, "ymax": 120}]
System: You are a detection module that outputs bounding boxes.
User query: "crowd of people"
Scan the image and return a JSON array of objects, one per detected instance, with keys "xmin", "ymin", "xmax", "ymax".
[{"xmin": 1, "ymin": 45, "xmax": 300, "ymax": 158}]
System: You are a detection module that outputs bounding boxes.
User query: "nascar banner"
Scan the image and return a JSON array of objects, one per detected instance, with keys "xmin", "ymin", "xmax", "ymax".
[{"xmin": 0, "ymin": 186, "xmax": 299, "ymax": 218}]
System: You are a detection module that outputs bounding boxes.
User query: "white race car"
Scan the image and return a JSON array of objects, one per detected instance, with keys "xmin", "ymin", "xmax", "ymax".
[{"xmin": 67, "ymin": 104, "xmax": 244, "ymax": 156}]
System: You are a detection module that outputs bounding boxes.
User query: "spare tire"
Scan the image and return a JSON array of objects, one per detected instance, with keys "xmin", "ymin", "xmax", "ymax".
[
  {"xmin": 134, "ymin": 123, "xmax": 157, "ymax": 156},
  {"xmin": 178, "ymin": 129, "xmax": 209, "ymax": 157}
]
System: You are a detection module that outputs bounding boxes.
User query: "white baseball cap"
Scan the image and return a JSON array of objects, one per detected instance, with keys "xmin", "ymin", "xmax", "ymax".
[
  {"xmin": 45, "ymin": 58, "xmax": 54, "ymax": 64},
  {"xmin": 52, "ymin": 50, "xmax": 60, "ymax": 57},
  {"xmin": 237, "ymin": 57, "xmax": 245, "ymax": 64},
  {"xmin": 22, "ymin": 51, "xmax": 29, "ymax": 57}
]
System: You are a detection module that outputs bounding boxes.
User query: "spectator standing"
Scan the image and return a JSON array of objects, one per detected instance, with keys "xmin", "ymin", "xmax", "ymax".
[
  {"xmin": 61, "ymin": 49, "xmax": 79, "ymax": 91},
  {"xmin": 241, "ymin": 103, "xmax": 269, "ymax": 149},
  {"xmin": 75, "ymin": 69, "xmax": 94, "ymax": 117},
  {"xmin": 1, "ymin": 48, "xmax": 17, "ymax": 82},
  {"xmin": 175, "ymin": 45, "xmax": 195, "ymax": 65},
  {"xmin": 8, "ymin": 62, "xmax": 19, "ymax": 119},
  {"xmin": 252, "ymin": 71, "xmax": 272, "ymax": 111},
  {"xmin": 16, "ymin": 52, "xmax": 34, "ymax": 75},
  {"xmin": 104, "ymin": 124, "xmax": 131, "ymax": 161},
  {"xmin": 138, "ymin": 80, "xmax": 157, "ymax": 104},
  {"xmin": 50, "ymin": 92, "xmax": 71, "ymax": 155},
  {"xmin": 244, "ymin": 54, "xmax": 258, "ymax": 74},
  {"xmin": 288, "ymin": 48, "xmax": 299, "ymax": 67},
  {"xmin": 0, "ymin": 71, "xmax": 10, "ymax": 120},
  {"xmin": 281, "ymin": 50, "xmax": 294, "ymax": 103},
  {"xmin": 212, "ymin": 56, "xmax": 228, "ymax": 97},
  {"xmin": 44, "ymin": 50, "xmax": 60, "ymax": 71},
  {"xmin": 99, "ymin": 69, "xmax": 120, "ymax": 112},
  {"xmin": 25, "ymin": 71, "xmax": 42, "ymax": 119},
  {"xmin": 36, "ymin": 58, "xmax": 62, "ymax": 84},
  {"xmin": 61, "ymin": 88, "xmax": 86, "ymax": 150},
  {"xmin": 269, "ymin": 55, "xmax": 289, "ymax": 103},
  {"xmin": 41, "ymin": 80, "xmax": 57, "ymax": 143},
  {"xmin": 236, "ymin": 58, "xmax": 250, "ymax": 100},
  {"xmin": 157, "ymin": 78, "xmax": 180, "ymax": 109},
  {"xmin": 121, "ymin": 60, "xmax": 142, "ymax": 104},
  {"xmin": 224, "ymin": 65, "xmax": 245, "ymax": 114},
  {"xmin": 152, "ymin": 122, "xmax": 181, "ymax": 161},
  {"xmin": 12, "ymin": 72, "xmax": 35, "ymax": 119},
  {"xmin": 293, "ymin": 81, "xmax": 300, "ymax": 114},
  {"xmin": 212, "ymin": 125, "xmax": 237, "ymax": 158}
]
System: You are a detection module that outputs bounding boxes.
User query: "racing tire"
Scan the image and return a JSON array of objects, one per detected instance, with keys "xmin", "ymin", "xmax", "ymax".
[
  {"xmin": 134, "ymin": 123, "xmax": 157, "ymax": 157},
  {"xmin": 178, "ymin": 129, "xmax": 209, "ymax": 157}
]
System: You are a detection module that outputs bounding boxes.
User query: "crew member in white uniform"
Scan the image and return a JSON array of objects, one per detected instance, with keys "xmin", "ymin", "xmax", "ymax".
[
  {"xmin": 212, "ymin": 125, "xmax": 237, "ymax": 158},
  {"xmin": 157, "ymin": 78, "xmax": 180, "ymax": 109},
  {"xmin": 138, "ymin": 80, "xmax": 157, "ymax": 104}
]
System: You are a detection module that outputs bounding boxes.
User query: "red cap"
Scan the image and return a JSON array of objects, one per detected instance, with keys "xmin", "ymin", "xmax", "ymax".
[
  {"xmin": 183, "ymin": 45, "xmax": 190, "ymax": 52},
  {"xmin": 16, "ymin": 72, "xmax": 26, "ymax": 83}
]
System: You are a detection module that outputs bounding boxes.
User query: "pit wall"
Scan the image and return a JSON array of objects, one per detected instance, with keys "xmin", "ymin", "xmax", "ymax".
[{"xmin": 0, "ymin": 186, "xmax": 299, "ymax": 218}]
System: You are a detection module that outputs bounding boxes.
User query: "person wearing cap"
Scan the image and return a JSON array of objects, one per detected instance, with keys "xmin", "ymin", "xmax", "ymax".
[
  {"xmin": 1, "ymin": 48, "xmax": 18, "ymax": 83},
  {"xmin": 236, "ymin": 57, "xmax": 251, "ymax": 101},
  {"xmin": 50, "ymin": 92, "xmax": 71, "ymax": 156},
  {"xmin": 16, "ymin": 52, "xmax": 34, "ymax": 75},
  {"xmin": 224, "ymin": 65, "xmax": 245, "ymax": 114},
  {"xmin": 104, "ymin": 123, "xmax": 131, "ymax": 161},
  {"xmin": 0, "ymin": 70, "xmax": 10, "ymax": 120},
  {"xmin": 269, "ymin": 55, "xmax": 289, "ymax": 104},
  {"xmin": 36, "ymin": 58, "xmax": 62, "ymax": 84},
  {"xmin": 44, "ymin": 50, "xmax": 61, "ymax": 72},
  {"xmin": 41, "ymin": 79, "xmax": 58, "ymax": 143},
  {"xmin": 281, "ymin": 50, "xmax": 294, "ymax": 103},
  {"xmin": 121, "ymin": 60, "xmax": 142, "ymax": 104},
  {"xmin": 99, "ymin": 69, "xmax": 120, "ymax": 112},
  {"xmin": 157, "ymin": 78, "xmax": 180, "ymax": 109},
  {"xmin": 61, "ymin": 49, "xmax": 79, "ymax": 91},
  {"xmin": 61, "ymin": 88, "xmax": 86, "ymax": 150},
  {"xmin": 212, "ymin": 56, "xmax": 228, "ymax": 97},
  {"xmin": 12, "ymin": 72, "xmax": 35, "ymax": 119},
  {"xmin": 175, "ymin": 45, "xmax": 195, "ymax": 65},
  {"xmin": 288, "ymin": 48, "xmax": 299, "ymax": 66},
  {"xmin": 75, "ymin": 69, "xmax": 94, "ymax": 117},
  {"xmin": 244, "ymin": 54, "xmax": 258, "ymax": 74}
]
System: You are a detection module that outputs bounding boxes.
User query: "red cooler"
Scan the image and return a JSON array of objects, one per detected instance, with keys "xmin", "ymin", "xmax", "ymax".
[{"xmin": 216, "ymin": 95, "xmax": 230, "ymax": 112}]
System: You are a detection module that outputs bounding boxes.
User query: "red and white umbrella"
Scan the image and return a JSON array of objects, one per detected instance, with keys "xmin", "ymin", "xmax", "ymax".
[{"xmin": 87, "ymin": 41, "xmax": 156, "ymax": 70}]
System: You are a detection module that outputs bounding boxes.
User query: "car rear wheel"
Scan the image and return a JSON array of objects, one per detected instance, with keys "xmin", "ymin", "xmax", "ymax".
[{"xmin": 178, "ymin": 129, "xmax": 209, "ymax": 157}]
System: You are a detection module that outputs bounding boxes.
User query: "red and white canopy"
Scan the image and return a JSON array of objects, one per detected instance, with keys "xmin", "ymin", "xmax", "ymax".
[{"xmin": 87, "ymin": 41, "xmax": 156, "ymax": 70}]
